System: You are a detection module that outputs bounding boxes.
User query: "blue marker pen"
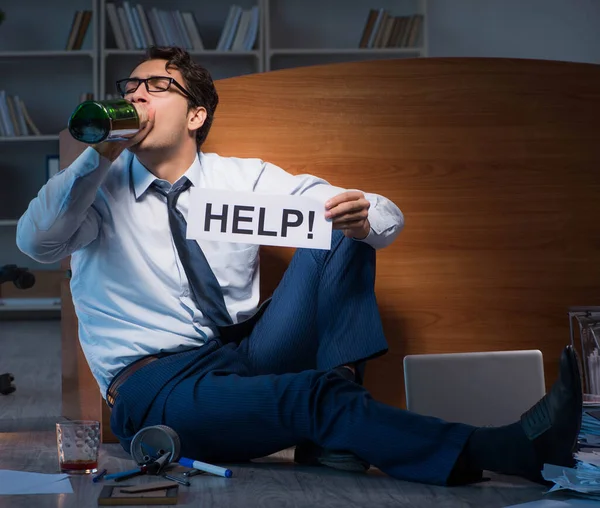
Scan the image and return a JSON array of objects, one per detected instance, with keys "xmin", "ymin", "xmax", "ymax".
[{"xmin": 178, "ymin": 457, "xmax": 232, "ymax": 478}]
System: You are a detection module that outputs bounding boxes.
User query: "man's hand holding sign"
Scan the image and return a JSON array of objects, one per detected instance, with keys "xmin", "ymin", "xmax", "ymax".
[
  {"xmin": 186, "ymin": 189, "xmax": 370, "ymax": 249},
  {"xmin": 325, "ymin": 190, "xmax": 371, "ymax": 240}
]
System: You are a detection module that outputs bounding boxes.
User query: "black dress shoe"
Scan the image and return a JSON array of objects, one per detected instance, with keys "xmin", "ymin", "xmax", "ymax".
[
  {"xmin": 294, "ymin": 441, "xmax": 370, "ymax": 472},
  {"xmin": 519, "ymin": 345, "xmax": 583, "ymax": 482}
]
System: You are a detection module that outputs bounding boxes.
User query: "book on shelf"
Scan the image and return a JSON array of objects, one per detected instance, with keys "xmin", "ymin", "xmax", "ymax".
[
  {"xmin": 106, "ymin": 2, "xmax": 259, "ymax": 52},
  {"xmin": 359, "ymin": 9, "xmax": 423, "ymax": 49},
  {"xmin": 107, "ymin": 1, "xmax": 204, "ymax": 50},
  {"xmin": 65, "ymin": 10, "xmax": 93, "ymax": 50},
  {"xmin": 0, "ymin": 91, "xmax": 41, "ymax": 137},
  {"xmin": 216, "ymin": 5, "xmax": 259, "ymax": 51}
]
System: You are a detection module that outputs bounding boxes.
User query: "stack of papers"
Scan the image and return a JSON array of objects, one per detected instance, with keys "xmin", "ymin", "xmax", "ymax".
[
  {"xmin": 0, "ymin": 470, "xmax": 73, "ymax": 495},
  {"xmin": 579, "ymin": 404, "xmax": 600, "ymax": 448},
  {"xmin": 542, "ymin": 451, "xmax": 600, "ymax": 501},
  {"xmin": 531, "ymin": 395, "xmax": 600, "ymax": 505}
]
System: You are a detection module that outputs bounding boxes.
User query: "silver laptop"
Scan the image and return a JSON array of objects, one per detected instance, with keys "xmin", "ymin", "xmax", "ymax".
[{"xmin": 404, "ymin": 350, "xmax": 546, "ymax": 427}]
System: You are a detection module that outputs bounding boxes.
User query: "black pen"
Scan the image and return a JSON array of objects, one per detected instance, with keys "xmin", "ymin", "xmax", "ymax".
[
  {"xmin": 183, "ymin": 468, "xmax": 205, "ymax": 477},
  {"xmin": 92, "ymin": 469, "xmax": 107, "ymax": 483},
  {"xmin": 162, "ymin": 473, "xmax": 191, "ymax": 487}
]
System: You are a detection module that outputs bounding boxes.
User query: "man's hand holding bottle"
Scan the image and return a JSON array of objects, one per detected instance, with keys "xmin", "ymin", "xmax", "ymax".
[{"xmin": 92, "ymin": 103, "xmax": 154, "ymax": 162}]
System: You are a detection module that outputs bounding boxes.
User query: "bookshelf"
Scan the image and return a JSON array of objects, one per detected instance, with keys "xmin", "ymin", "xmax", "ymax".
[
  {"xmin": 98, "ymin": 0, "xmax": 264, "ymax": 99},
  {"xmin": 0, "ymin": 0, "xmax": 98, "ymax": 292},
  {"xmin": 265, "ymin": 0, "xmax": 426, "ymax": 72},
  {"xmin": 0, "ymin": 0, "xmax": 427, "ymax": 290}
]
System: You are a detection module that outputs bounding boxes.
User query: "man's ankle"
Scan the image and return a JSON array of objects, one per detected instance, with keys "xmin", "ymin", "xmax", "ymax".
[
  {"xmin": 463, "ymin": 422, "xmax": 538, "ymax": 478},
  {"xmin": 447, "ymin": 445, "xmax": 484, "ymax": 485}
]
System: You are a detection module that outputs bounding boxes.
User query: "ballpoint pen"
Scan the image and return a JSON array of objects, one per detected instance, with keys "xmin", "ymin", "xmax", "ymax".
[
  {"xmin": 92, "ymin": 469, "xmax": 107, "ymax": 483},
  {"xmin": 162, "ymin": 473, "xmax": 191, "ymax": 487},
  {"xmin": 103, "ymin": 451, "xmax": 171, "ymax": 483},
  {"xmin": 183, "ymin": 468, "xmax": 205, "ymax": 477},
  {"xmin": 114, "ymin": 469, "xmax": 146, "ymax": 482},
  {"xmin": 105, "ymin": 465, "xmax": 148, "ymax": 482}
]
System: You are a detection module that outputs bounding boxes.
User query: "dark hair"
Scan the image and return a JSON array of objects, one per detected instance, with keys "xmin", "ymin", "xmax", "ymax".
[{"xmin": 141, "ymin": 46, "xmax": 219, "ymax": 149}]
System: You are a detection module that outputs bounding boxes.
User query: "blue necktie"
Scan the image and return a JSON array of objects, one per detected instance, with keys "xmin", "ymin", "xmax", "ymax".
[{"xmin": 153, "ymin": 178, "xmax": 233, "ymax": 327}]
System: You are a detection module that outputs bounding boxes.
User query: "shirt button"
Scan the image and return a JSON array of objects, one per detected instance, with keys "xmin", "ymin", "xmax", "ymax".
[{"xmin": 183, "ymin": 290, "xmax": 189, "ymax": 297}]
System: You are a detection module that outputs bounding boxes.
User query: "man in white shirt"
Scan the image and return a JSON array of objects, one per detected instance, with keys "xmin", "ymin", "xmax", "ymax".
[{"xmin": 17, "ymin": 46, "xmax": 582, "ymax": 486}]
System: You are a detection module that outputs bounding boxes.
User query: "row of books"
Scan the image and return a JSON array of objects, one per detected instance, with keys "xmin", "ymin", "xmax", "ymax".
[
  {"xmin": 359, "ymin": 9, "xmax": 423, "ymax": 49},
  {"xmin": 216, "ymin": 5, "xmax": 260, "ymax": 51},
  {"xmin": 0, "ymin": 92, "xmax": 41, "ymax": 138},
  {"xmin": 106, "ymin": 2, "xmax": 259, "ymax": 52},
  {"xmin": 65, "ymin": 10, "xmax": 93, "ymax": 50}
]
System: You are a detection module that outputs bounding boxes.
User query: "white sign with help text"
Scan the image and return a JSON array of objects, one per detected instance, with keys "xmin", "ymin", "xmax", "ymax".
[{"xmin": 186, "ymin": 189, "xmax": 333, "ymax": 250}]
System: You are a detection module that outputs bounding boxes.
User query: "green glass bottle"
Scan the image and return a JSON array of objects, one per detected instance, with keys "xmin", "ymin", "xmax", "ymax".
[{"xmin": 68, "ymin": 99, "xmax": 146, "ymax": 144}]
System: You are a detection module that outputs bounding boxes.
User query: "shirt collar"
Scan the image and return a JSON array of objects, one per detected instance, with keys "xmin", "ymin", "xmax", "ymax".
[{"xmin": 130, "ymin": 151, "xmax": 202, "ymax": 199}]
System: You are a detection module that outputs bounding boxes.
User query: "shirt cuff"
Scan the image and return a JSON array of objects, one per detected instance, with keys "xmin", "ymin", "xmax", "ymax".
[{"xmin": 352, "ymin": 226, "xmax": 375, "ymax": 243}]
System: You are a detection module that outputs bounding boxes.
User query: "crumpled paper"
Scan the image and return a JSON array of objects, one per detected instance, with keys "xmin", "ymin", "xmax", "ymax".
[{"xmin": 542, "ymin": 451, "xmax": 600, "ymax": 501}]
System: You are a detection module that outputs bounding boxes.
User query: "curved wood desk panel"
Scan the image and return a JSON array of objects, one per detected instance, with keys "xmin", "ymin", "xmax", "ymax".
[
  {"xmin": 60, "ymin": 57, "xmax": 600, "ymax": 442},
  {"xmin": 206, "ymin": 57, "xmax": 600, "ymax": 404}
]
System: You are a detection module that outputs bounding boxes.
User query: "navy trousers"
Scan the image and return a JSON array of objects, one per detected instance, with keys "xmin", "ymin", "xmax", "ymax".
[{"xmin": 110, "ymin": 231, "xmax": 476, "ymax": 485}]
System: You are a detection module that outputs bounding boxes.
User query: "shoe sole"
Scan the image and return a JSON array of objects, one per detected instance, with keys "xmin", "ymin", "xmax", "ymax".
[{"xmin": 318, "ymin": 458, "xmax": 370, "ymax": 472}]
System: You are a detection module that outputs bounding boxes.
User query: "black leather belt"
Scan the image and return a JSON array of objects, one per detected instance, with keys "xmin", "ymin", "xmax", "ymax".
[{"xmin": 106, "ymin": 354, "xmax": 163, "ymax": 408}]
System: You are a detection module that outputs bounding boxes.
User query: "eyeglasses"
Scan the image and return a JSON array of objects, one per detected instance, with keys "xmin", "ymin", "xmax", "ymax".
[{"xmin": 115, "ymin": 76, "xmax": 200, "ymax": 105}]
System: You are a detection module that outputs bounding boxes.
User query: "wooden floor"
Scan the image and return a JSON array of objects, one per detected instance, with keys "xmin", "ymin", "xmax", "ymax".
[{"xmin": 0, "ymin": 319, "xmax": 565, "ymax": 507}]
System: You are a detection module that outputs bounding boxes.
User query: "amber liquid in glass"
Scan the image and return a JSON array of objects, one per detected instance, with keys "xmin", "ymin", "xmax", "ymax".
[{"xmin": 60, "ymin": 459, "xmax": 98, "ymax": 473}]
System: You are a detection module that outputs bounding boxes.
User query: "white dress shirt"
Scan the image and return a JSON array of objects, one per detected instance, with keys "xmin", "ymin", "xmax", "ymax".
[{"xmin": 16, "ymin": 147, "xmax": 404, "ymax": 397}]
